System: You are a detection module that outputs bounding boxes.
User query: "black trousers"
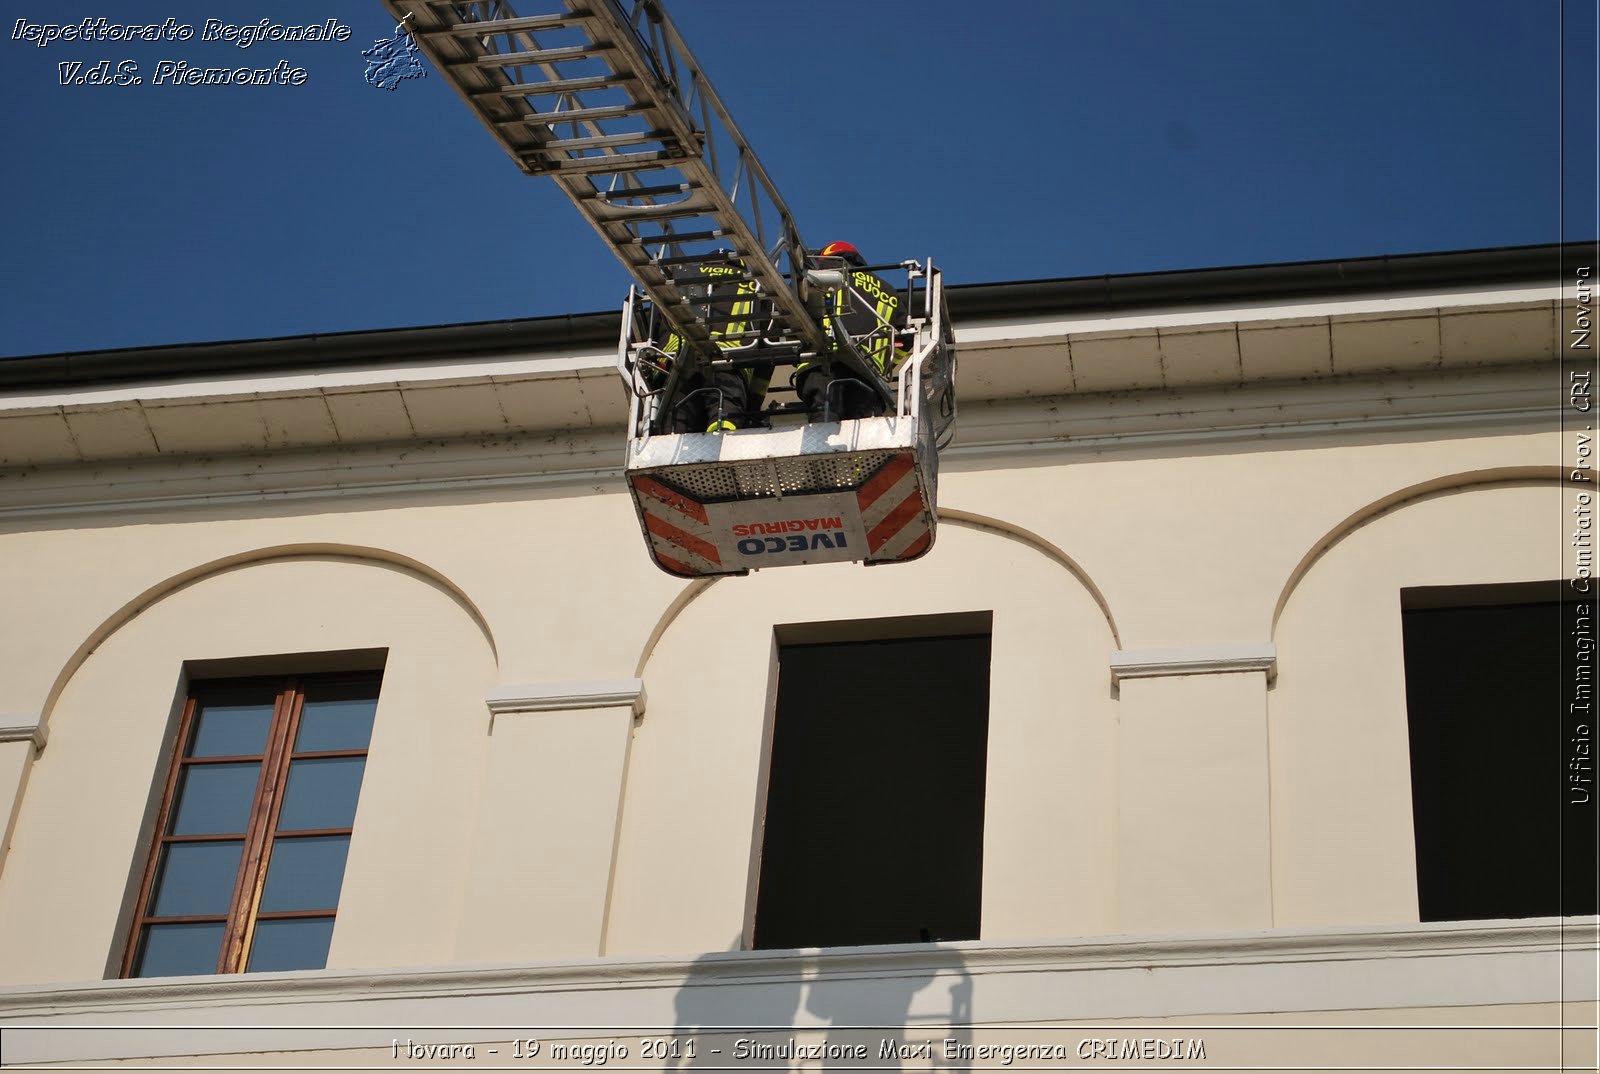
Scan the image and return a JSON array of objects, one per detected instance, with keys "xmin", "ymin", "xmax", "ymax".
[
  {"xmin": 667, "ymin": 365, "xmax": 768, "ymax": 432},
  {"xmin": 796, "ymin": 365, "xmax": 885, "ymax": 421}
]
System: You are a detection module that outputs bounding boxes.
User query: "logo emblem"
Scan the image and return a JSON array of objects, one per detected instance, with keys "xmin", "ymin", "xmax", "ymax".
[{"xmin": 363, "ymin": 20, "xmax": 426, "ymax": 91}]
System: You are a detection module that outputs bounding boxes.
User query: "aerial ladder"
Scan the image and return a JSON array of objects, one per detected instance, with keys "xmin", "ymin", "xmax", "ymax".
[{"xmin": 381, "ymin": 0, "xmax": 956, "ymax": 576}]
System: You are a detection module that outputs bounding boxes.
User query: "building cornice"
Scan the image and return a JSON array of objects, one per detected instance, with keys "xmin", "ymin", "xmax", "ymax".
[
  {"xmin": 0, "ymin": 367, "xmax": 1556, "ymax": 522},
  {"xmin": 948, "ymin": 241, "xmax": 1586, "ymax": 321},
  {"xmin": 0, "ymin": 280, "xmax": 1568, "ymax": 475},
  {"xmin": 0, "ymin": 242, "xmax": 1584, "ymax": 389},
  {"xmin": 0, "ymin": 313, "xmax": 622, "ymax": 390}
]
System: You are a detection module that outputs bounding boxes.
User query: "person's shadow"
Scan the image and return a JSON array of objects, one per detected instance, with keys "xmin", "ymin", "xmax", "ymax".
[
  {"xmin": 669, "ymin": 938, "xmax": 803, "ymax": 1069},
  {"xmin": 802, "ymin": 943, "xmax": 972, "ymax": 1071},
  {"xmin": 669, "ymin": 937, "xmax": 972, "ymax": 1073}
]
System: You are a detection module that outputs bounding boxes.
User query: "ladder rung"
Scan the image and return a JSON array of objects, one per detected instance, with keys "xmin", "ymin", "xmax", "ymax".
[
  {"xmin": 593, "ymin": 183, "xmax": 693, "ymax": 200},
  {"xmin": 596, "ymin": 203, "xmax": 709, "ymax": 222},
  {"xmin": 477, "ymin": 73, "xmax": 634, "ymax": 98},
  {"xmin": 543, "ymin": 130, "xmax": 671, "ymax": 152},
  {"xmin": 708, "ymin": 348, "xmax": 788, "ymax": 363},
  {"xmin": 669, "ymin": 293, "xmax": 763, "ymax": 308},
  {"xmin": 635, "ymin": 232, "xmax": 725, "ymax": 248},
  {"xmin": 468, "ymin": 43, "xmax": 614, "ymax": 68},
  {"xmin": 646, "ymin": 249, "xmax": 739, "ymax": 265},
  {"xmin": 436, "ymin": 12, "xmax": 590, "ymax": 36},
  {"xmin": 513, "ymin": 103, "xmax": 643, "ymax": 125},
  {"xmin": 528, "ymin": 149, "xmax": 669, "ymax": 173},
  {"xmin": 697, "ymin": 334, "xmax": 764, "ymax": 347}
]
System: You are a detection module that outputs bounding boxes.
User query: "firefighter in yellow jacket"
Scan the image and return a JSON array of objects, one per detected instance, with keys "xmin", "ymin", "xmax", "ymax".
[
  {"xmin": 795, "ymin": 241, "xmax": 908, "ymax": 422},
  {"xmin": 659, "ymin": 257, "xmax": 772, "ymax": 433}
]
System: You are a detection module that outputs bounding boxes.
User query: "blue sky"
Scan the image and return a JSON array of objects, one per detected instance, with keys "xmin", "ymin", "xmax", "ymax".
[{"xmin": 1, "ymin": 0, "xmax": 1594, "ymax": 358}]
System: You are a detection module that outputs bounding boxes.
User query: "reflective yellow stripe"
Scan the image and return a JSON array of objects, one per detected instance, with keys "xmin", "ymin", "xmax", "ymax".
[
  {"xmin": 716, "ymin": 279, "xmax": 758, "ymax": 351},
  {"xmin": 872, "ymin": 296, "xmax": 897, "ymax": 373}
]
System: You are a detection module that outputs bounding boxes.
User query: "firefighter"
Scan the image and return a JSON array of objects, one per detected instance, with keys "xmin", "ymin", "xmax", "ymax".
[
  {"xmin": 795, "ymin": 241, "xmax": 908, "ymax": 422},
  {"xmin": 659, "ymin": 257, "xmax": 772, "ymax": 433}
]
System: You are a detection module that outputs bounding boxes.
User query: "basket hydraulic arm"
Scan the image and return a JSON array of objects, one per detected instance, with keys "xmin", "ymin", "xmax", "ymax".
[{"xmin": 380, "ymin": 0, "xmax": 830, "ymax": 363}]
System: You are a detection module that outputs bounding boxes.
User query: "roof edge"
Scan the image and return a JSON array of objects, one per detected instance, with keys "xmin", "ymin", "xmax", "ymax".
[
  {"xmin": 950, "ymin": 240, "xmax": 1589, "ymax": 319},
  {"xmin": 0, "ymin": 241, "xmax": 1589, "ymax": 390}
]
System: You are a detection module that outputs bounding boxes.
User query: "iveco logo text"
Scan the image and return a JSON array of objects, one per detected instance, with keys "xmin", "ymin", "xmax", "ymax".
[{"xmin": 732, "ymin": 516, "xmax": 847, "ymax": 556}]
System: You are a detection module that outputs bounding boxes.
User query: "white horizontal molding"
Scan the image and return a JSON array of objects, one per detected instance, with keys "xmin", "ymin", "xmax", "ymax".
[
  {"xmin": 0, "ymin": 716, "xmax": 46, "ymax": 750},
  {"xmin": 956, "ymin": 282, "xmax": 1563, "ymax": 345},
  {"xmin": 956, "ymin": 405, "xmax": 1551, "ymax": 466},
  {"xmin": 487, "ymin": 679, "xmax": 646, "ymax": 718},
  {"xmin": 952, "ymin": 364, "xmax": 1554, "ymax": 462},
  {"xmin": 1111, "ymin": 643, "xmax": 1277, "ymax": 684},
  {"xmin": 0, "ymin": 432, "xmax": 624, "ymax": 520},
  {"xmin": 0, "ymin": 350, "xmax": 618, "ymax": 413},
  {"xmin": 0, "ymin": 918, "xmax": 1593, "ymax": 1065},
  {"xmin": 0, "ymin": 366, "xmax": 1551, "ymax": 522}
]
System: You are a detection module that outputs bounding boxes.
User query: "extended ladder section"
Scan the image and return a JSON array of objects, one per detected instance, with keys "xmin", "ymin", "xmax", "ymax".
[
  {"xmin": 381, "ymin": 0, "xmax": 827, "ymax": 364},
  {"xmin": 617, "ymin": 262, "xmax": 956, "ymax": 577}
]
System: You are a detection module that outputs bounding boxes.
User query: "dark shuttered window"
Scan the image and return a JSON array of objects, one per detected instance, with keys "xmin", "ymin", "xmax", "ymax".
[
  {"xmin": 754, "ymin": 632, "xmax": 991, "ymax": 949},
  {"xmin": 1402, "ymin": 588, "xmax": 1596, "ymax": 921}
]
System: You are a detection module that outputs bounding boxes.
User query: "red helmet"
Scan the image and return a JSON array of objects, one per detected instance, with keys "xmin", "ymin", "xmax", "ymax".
[{"xmin": 819, "ymin": 241, "xmax": 865, "ymax": 267}]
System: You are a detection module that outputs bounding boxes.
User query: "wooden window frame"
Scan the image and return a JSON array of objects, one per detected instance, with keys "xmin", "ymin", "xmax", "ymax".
[{"xmin": 121, "ymin": 673, "xmax": 377, "ymax": 978}]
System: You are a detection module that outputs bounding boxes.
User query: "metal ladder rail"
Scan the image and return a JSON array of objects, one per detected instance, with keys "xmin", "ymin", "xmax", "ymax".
[
  {"xmin": 382, "ymin": 0, "xmax": 827, "ymax": 358},
  {"xmin": 894, "ymin": 263, "xmax": 957, "ymax": 450}
]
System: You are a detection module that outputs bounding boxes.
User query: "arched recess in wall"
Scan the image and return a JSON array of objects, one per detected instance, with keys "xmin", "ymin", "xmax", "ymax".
[
  {"xmin": 608, "ymin": 507, "xmax": 1124, "ymax": 957},
  {"xmin": 36, "ymin": 543, "xmax": 498, "ymax": 738},
  {"xmin": 1266, "ymin": 469, "xmax": 1566, "ymax": 932},
  {"xmin": 1269, "ymin": 465, "xmax": 1564, "ymax": 638},
  {"xmin": 0, "ymin": 547, "xmax": 502, "ymax": 985}
]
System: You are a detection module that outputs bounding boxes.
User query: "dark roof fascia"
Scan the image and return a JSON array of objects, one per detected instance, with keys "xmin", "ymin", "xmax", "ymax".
[
  {"xmin": 0, "ymin": 312, "xmax": 621, "ymax": 391},
  {"xmin": 0, "ymin": 241, "xmax": 1586, "ymax": 391},
  {"xmin": 948, "ymin": 241, "xmax": 1586, "ymax": 320}
]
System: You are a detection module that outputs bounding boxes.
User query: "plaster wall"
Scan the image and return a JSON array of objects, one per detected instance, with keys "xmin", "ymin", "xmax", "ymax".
[
  {"xmin": 1269, "ymin": 481, "xmax": 1568, "ymax": 926},
  {"xmin": 0, "ymin": 557, "xmax": 499, "ymax": 984},
  {"xmin": 0, "ymin": 419, "xmax": 1572, "ymax": 985}
]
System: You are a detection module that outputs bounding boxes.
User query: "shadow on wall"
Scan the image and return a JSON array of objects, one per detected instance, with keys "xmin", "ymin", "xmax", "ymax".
[{"xmin": 669, "ymin": 940, "xmax": 973, "ymax": 1071}]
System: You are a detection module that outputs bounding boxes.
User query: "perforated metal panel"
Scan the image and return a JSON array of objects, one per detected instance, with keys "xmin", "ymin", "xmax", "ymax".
[{"xmin": 652, "ymin": 452, "xmax": 893, "ymax": 504}]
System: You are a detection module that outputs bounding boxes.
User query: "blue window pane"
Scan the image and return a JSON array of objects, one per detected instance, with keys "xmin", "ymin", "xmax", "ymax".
[
  {"xmin": 149, "ymin": 840, "xmax": 243, "ymax": 917},
  {"xmin": 246, "ymin": 917, "xmax": 334, "ymax": 973},
  {"xmin": 135, "ymin": 922, "xmax": 226, "ymax": 977},
  {"xmin": 169, "ymin": 762, "xmax": 260, "ymax": 835},
  {"xmin": 294, "ymin": 697, "xmax": 376, "ymax": 753},
  {"xmin": 277, "ymin": 757, "xmax": 365, "ymax": 831},
  {"xmin": 259, "ymin": 835, "xmax": 350, "ymax": 912},
  {"xmin": 188, "ymin": 702, "xmax": 274, "ymax": 758}
]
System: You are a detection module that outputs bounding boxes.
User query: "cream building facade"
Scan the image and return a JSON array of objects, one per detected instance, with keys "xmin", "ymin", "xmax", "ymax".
[{"xmin": 0, "ymin": 243, "xmax": 1594, "ymax": 1069}]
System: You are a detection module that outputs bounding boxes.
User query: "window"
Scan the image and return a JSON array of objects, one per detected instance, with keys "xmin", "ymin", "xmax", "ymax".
[
  {"xmin": 1401, "ymin": 585, "xmax": 1596, "ymax": 921},
  {"xmin": 752, "ymin": 629, "xmax": 991, "ymax": 949},
  {"xmin": 122, "ymin": 673, "xmax": 381, "ymax": 977}
]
